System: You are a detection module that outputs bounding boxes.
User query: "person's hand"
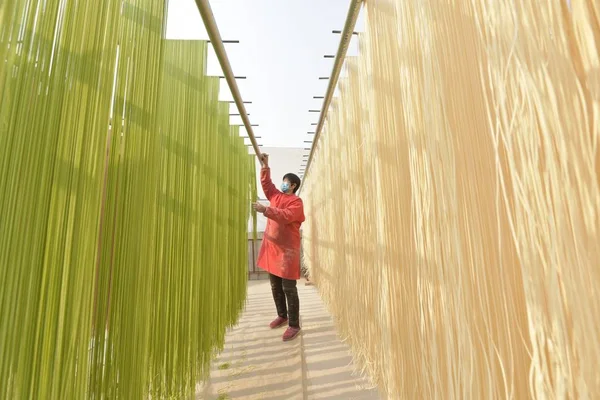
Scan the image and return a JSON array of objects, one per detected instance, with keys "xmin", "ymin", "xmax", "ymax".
[
  {"xmin": 260, "ymin": 154, "xmax": 269, "ymax": 168},
  {"xmin": 252, "ymin": 202, "xmax": 267, "ymax": 213}
]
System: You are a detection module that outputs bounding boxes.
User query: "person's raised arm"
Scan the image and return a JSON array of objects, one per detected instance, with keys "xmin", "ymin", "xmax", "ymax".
[
  {"xmin": 264, "ymin": 197, "xmax": 305, "ymax": 225},
  {"xmin": 259, "ymin": 154, "xmax": 278, "ymax": 201}
]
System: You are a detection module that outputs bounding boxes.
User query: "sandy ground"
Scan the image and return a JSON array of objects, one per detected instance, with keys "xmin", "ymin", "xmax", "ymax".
[{"xmin": 196, "ymin": 279, "xmax": 380, "ymax": 400}]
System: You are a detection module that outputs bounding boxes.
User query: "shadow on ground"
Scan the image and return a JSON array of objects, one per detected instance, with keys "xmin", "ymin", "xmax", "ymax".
[{"xmin": 196, "ymin": 280, "xmax": 379, "ymax": 400}]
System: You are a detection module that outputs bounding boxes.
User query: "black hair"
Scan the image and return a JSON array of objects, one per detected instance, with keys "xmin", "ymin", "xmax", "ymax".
[{"xmin": 283, "ymin": 173, "xmax": 301, "ymax": 193}]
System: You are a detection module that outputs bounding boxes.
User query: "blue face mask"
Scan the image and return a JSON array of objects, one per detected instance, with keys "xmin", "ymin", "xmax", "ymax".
[{"xmin": 281, "ymin": 182, "xmax": 290, "ymax": 193}]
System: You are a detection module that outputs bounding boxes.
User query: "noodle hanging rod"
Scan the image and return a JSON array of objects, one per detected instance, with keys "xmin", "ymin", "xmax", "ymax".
[
  {"xmin": 300, "ymin": 0, "xmax": 363, "ymax": 190},
  {"xmin": 195, "ymin": 0, "xmax": 263, "ymax": 159}
]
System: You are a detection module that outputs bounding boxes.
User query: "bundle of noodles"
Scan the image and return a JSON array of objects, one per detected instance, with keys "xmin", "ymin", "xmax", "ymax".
[{"xmin": 302, "ymin": 0, "xmax": 599, "ymax": 398}]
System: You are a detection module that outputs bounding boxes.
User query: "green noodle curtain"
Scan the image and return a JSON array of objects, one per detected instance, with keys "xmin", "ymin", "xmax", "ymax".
[{"xmin": 0, "ymin": 1, "xmax": 253, "ymax": 398}]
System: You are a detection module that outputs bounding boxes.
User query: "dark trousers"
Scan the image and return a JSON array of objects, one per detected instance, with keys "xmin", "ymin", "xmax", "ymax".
[{"xmin": 269, "ymin": 273, "xmax": 300, "ymax": 328}]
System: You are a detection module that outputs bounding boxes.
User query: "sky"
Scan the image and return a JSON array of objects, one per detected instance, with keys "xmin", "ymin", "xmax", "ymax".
[{"xmin": 166, "ymin": 0, "xmax": 364, "ymax": 150}]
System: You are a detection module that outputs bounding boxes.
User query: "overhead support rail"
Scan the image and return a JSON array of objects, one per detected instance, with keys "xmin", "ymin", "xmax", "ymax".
[
  {"xmin": 332, "ymin": 30, "xmax": 359, "ymax": 35},
  {"xmin": 300, "ymin": 0, "xmax": 363, "ymax": 191},
  {"xmin": 195, "ymin": 0, "xmax": 262, "ymax": 158},
  {"xmin": 207, "ymin": 39, "xmax": 240, "ymax": 43}
]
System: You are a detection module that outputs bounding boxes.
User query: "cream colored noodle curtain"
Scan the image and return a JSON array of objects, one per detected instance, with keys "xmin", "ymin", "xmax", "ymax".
[
  {"xmin": 0, "ymin": 1, "xmax": 253, "ymax": 398},
  {"xmin": 301, "ymin": 1, "xmax": 600, "ymax": 398}
]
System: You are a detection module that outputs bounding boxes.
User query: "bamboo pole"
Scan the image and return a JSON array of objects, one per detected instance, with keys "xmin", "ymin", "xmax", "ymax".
[
  {"xmin": 300, "ymin": 0, "xmax": 364, "ymax": 191},
  {"xmin": 194, "ymin": 0, "xmax": 262, "ymax": 159}
]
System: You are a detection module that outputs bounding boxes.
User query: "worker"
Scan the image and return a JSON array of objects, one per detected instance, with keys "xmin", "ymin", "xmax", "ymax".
[{"xmin": 252, "ymin": 154, "xmax": 305, "ymax": 342}]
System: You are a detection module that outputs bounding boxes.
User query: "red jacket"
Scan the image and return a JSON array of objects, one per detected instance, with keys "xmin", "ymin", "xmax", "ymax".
[{"xmin": 257, "ymin": 167, "xmax": 305, "ymax": 280}]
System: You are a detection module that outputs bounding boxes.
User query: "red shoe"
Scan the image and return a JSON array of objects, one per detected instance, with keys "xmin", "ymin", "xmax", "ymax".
[
  {"xmin": 269, "ymin": 316, "xmax": 288, "ymax": 329},
  {"xmin": 282, "ymin": 326, "xmax": 301, "ymax": 342}
]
